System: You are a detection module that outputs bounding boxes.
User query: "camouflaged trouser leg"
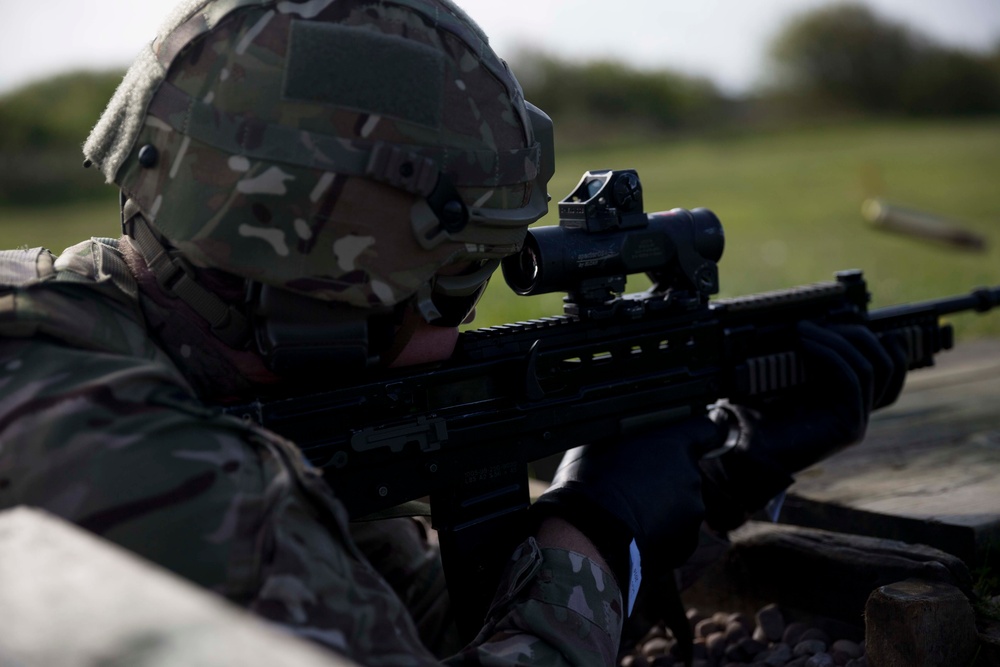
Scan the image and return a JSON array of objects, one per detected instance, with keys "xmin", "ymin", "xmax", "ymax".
[{"xmin": 349, "ymin": 518, "xmax": 464, "ymax": 657}]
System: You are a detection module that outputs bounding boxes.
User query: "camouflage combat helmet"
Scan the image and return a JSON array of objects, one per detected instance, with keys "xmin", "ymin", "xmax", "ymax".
[{"xmin": 83, "ymin": 0, "xmax": 554, "ymax": 368}]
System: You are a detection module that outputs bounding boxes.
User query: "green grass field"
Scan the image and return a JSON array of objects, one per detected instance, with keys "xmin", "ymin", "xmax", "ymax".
[{"xmin": 2, "ymin": 118, "xmax": 999, "ymax": 337}]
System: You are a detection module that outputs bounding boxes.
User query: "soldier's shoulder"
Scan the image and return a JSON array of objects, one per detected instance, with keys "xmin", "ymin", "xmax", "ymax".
[
  {"xmin": 0, "ymin": 238, "xmax": 162, "ymax": 361},
  {"xmin": 0, "ymin": 246, "xmax": 58, "ymax": 287}
]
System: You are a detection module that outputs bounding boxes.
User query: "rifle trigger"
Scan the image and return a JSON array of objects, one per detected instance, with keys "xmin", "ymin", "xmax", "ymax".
[{"xmin": 524, "ymin": 340, "xmax": 545, "ymax": 401}]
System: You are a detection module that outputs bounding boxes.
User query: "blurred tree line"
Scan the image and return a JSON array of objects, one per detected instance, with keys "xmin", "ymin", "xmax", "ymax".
[
  {"xmin": 768, "ymin": 3, "xmax": 1000, "ymax": 117},
  {"xmin": 512, "ymin": 53, "xmax": 731, "ymax": 145},
  {"xmin": 0, "ymin": 71, "xmax": 122, "ymax": 204},
  {"xmin": 515, "ymin": 3, "xmax": 1000, "ymax": 146},
  {"xmin": 1, "ymin": 2, "xmax": 998, "ymax": 205}
]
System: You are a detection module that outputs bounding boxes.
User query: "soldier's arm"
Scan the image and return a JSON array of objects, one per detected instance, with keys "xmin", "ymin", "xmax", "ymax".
[{"xmin": 0, "ymin": 338, "xmax": 621, "ymax": 666}]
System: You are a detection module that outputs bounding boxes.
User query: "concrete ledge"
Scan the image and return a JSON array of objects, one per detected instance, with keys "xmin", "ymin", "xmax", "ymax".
[
  {"xmin": 784, "ymin": 338, "xmax": 1000, "ymax": 567},
  {"xmin": 0, "ymin": 506, "xmax": 356, "ymax": 667}
]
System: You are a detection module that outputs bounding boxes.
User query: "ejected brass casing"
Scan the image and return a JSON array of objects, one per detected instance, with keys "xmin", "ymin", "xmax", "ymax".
[{"xmin": 862, "ymin": 199, "xmax": 987, "ymax": 251}]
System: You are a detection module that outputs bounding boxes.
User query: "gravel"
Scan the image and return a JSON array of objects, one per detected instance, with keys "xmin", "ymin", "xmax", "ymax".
[{"xmin": 621, "ymin": 604, "xmax": 867, "ymax": 667}]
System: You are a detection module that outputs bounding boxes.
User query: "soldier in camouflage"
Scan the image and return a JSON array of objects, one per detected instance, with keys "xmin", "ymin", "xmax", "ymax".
[
  {"xmin": 0, "ymin": 1, "xmax": 640, "ymax": 663},
  {"xmin": 0, "ymin": 0, "xmax": 906, "ymax": 664}
]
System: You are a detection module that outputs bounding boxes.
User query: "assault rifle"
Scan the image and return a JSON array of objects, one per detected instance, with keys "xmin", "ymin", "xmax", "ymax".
[{"xmin": 229, "ymin": 169, "xmax": 1000, "ymax": 636}]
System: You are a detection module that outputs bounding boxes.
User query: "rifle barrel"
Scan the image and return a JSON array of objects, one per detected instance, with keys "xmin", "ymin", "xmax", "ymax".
[{"xmin": 869, "ymin": 286, "xmax": 1000, "ymax": 321}]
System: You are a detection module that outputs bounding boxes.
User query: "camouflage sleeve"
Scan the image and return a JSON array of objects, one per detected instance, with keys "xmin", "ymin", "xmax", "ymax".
[
  {"xmin": 449, "ymin": 540, "xmax": 623, "ymax": 666},
  {"xmin": 0, "ymin": 337, "xmax": 621, "ymax": 666}
]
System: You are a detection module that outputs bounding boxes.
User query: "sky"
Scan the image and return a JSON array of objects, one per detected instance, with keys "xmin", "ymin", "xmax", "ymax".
[{"xmin": 1, "ymin": 0, "xmax": 998, "ymax": 96}]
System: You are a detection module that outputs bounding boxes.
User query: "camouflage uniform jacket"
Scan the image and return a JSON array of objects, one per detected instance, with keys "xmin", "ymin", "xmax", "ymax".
[{"xmin": 0, "ymin": 239, "xmax": 623, "ymax": 666}]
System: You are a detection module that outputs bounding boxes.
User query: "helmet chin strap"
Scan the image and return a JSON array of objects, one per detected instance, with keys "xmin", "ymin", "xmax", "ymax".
[{"xmin": 122, "ymin": 198, "xmax": 250, "ymax": 349}]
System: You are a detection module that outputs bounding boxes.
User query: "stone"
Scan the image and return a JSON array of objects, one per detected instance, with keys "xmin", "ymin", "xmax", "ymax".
[
  {"xmin": 793, "ymin": 639, "xmax": 827, "ymax": 656},
  {"xmin": 690, "ymin": 640, "xmax": 709, "ymax": 661},
  {"xmin": 782, "ymin": 621, "xmax": 809, "ymax": 646},
  {"xmin": 641, "ymin": 637, "xmax": 672, "ymax": 657},
  {"xmin": 725, "ymin": 620, "xmax": 749, "ymax": 644},
  {"xmin": 723, "ymin": 642, "xmax": 748, "ymax": 663},
  {"xmin": 830, "ymin": 639, "xmax": 862, "ymax": 659},
  {"xmin": 713, "ymin": 611, "xmax": 732, "ymax": 625},
  {"xmin": 757, "ymin": 642, "xmax": 792, "ymax": 666},
  {"xmin": 728, "ymin": 612, "xmax": 754, "ymax": 634},
  {"xmin": 705, "ymin": 632, "xmax": 727, "ymax": 662},
  {"xmin": 831, "ymin": 649, "xmax": 852, "ymax": 666},
  {"xmin": 737, "ymin": 637, "xmax": 767, "ymax": 659},
  {"xmin": 687, "ymin": 607, "xmax": 709, "ymax": 629},
  {"xmin": 805, "ymin": 654, "xmax": 834, "ymax": 667},
  {"xmin": 798, "ymin": 628, "xmax": 830, "ymax": 645},
  {"xmin": 695, "ymin": 618, "xmax": 724, "ymax": 638},
  {"xmin": 978, "ymin": 618, "xmax": 1000, "ymax": 667},
  {"xmin": 756, "ymin": 603, "xmax": 786, "ymax": 642}
]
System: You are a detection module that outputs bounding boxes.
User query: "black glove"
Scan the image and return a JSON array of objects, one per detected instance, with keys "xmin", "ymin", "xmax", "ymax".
[
  {"xmin": 532, "ymin": 417, "xmax": 726, "ymax": 591},
  {"xmin": 701, "ymin": 321, "xmax": 907, "ymax": 531}
]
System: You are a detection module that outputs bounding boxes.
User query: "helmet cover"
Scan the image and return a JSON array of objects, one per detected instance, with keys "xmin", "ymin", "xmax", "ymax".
[{"xmin": 84, "ymin": 0, "xmax": 553, "ymax": 310}]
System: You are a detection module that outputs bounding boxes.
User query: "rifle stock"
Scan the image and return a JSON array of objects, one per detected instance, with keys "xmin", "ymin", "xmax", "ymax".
[{"xmin": 225, "ymin": 169, "xmax": 1000, "ymax": 637}]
